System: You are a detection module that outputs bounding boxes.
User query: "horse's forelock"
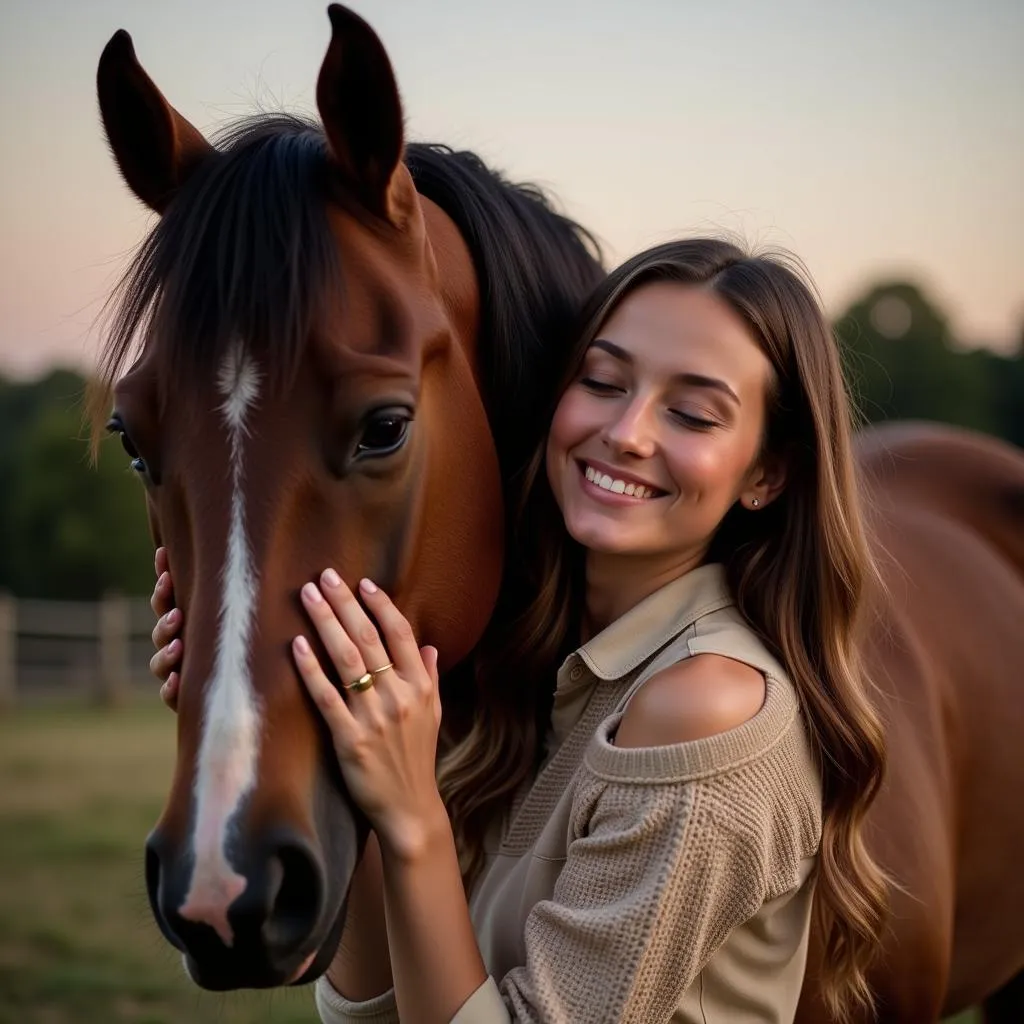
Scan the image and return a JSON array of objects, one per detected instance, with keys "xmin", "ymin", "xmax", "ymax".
[{"xmin": 100, "ymin": 115, "xmax": 349, "ymax": 412}]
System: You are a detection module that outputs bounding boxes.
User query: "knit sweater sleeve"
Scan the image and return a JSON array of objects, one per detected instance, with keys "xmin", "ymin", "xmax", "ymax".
[
  {"xmin": 314, "ymin": 976, "xmax": 399, "ymax": 1024},
  {"xmin": 452, "ymin": 705, "xmax": 820, "ymax": 1024}
]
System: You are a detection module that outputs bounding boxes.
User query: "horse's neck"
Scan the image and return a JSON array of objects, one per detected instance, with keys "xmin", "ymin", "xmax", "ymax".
[{"xmin": 419, "ymin": 196, "xmax": 482, "ymax": 373}]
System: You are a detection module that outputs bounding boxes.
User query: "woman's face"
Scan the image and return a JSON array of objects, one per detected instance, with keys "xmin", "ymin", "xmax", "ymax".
[{"xmin": 546, "ymin": 280, "xmax": 776, "ymax": 562}]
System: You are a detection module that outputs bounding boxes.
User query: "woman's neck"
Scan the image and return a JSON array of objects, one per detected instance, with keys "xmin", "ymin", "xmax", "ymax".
[{"xmin": 581, "ymin": 547, "xmax": 707, "ymax": 641}]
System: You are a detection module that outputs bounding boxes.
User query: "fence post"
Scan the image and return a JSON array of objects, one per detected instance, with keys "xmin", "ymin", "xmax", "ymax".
[
  {"xmin": 97, "ymin": 592, "xmax": 130, "ymax": 706},
  {"xmin": 0, "ymin": 592, "xmax": 14, "ymax": 710}
]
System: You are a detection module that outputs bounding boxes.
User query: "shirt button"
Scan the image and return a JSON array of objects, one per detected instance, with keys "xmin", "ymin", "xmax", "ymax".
[{"xmin": 569, "ymin": 665, "xmax": 584, "ymax": 682}]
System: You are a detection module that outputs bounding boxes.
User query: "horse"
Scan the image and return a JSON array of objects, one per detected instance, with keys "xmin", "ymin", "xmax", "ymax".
[
  {"xmin": 808, "ymin": 422, "xmax": 1024, "ymax": 1024},
  {"xmin": 93, "ymin": 6, "xmax": 1024, "ymax": 1019},
  {"xmin": 94, "ymin": 3, "xmax": 602, "ymax": 991}
]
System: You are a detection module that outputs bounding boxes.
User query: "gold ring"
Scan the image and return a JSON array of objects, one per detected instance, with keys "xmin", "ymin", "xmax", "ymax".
[
  {"xmin": 343, "ymin": 672, "xmax": 375, "ymax": 692},
  {"xmin": 370, "ymin": 662, "xmax": 394, "ymax": 677}
]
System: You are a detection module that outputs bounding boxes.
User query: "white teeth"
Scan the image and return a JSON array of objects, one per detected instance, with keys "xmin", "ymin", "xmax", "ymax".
[{"xmin": 582, "ymin": 464, "xmax": 656, "ymax": 499}]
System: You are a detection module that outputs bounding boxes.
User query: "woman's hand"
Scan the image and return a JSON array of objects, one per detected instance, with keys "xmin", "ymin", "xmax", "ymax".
[
  {"xmin": 292, "ymin": 570, "xmax": 446, "ymax": 860},
  {"xmin": 150, "ymin": 546, "xmax": 182, "ymax": 711}
]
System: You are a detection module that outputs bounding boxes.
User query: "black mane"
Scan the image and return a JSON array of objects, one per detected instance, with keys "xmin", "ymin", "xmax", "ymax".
[
  {"xmin": 99, "ymin": 114, "xmax": 604, "ymax": 479},
  {"xmin": 406, "ymin": 144, "xmax": 603, "ymax": 475}
]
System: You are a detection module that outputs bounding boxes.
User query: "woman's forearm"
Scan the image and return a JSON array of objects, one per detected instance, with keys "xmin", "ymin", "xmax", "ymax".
[
  {"xmin": 380, "ymin": 798, "xmax": 488, "ymax": 1024},
  {"xmin": 325, "ymin": 831, "xmax": 394, "ymax": 1000}
]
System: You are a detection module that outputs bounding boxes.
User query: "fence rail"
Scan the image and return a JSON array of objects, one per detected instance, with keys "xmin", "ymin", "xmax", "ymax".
[{"xmin": 0, "ymin": 592, "xmax": 156, "ymax": 707}]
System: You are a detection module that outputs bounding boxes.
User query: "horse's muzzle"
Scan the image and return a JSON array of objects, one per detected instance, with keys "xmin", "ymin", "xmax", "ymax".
[{"xmin": 145, "ymin": 825, "xmax": 339, "ymax": 989}]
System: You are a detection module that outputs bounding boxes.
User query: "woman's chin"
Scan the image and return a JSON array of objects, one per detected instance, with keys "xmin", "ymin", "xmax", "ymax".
[{"xmin": 565, "ymin": 519, "xmax": 646, "ymax": 556}]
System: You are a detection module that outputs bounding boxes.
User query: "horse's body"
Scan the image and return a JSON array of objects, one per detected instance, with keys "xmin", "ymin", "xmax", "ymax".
[
  {"xmin": 94, "ymin": 6, "xmax": 1024, "ymax": 1018},
  {"xmin": 818, "ymin": 423, "xmax": 1024, "ymax": 1024}
]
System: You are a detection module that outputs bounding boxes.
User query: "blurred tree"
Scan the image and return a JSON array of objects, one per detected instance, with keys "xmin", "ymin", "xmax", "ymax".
[
  {"xmin": 0, "ymin": 370, "xmax": 153, "ymax": 599},
  {"xmin": 0, "ymin": 370, "xmax": 92, "ymax": 592},
  {"xmin": 836, "ymin": 281, "xmax": 1005, "ymax": 438},
  {"xmin": 991, "ymin": 344, "xmax": 1024, "ymax": 447}
]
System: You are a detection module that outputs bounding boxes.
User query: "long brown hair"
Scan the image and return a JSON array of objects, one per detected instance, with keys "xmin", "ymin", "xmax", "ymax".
[{"xmin": 438, "ymin": 238, "xmax": 888, "ymax": 1020}]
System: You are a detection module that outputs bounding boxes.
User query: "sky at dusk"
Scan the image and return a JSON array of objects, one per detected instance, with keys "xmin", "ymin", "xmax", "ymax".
[{"xmin": 0, "ymin": 0, "xmax": 1021, "ymax": 379}]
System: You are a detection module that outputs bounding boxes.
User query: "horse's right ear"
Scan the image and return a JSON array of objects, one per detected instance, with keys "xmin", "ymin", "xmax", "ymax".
[
  {"xmin": 316, "ymin": 5, "xmax": 410, "ymax": 224},
  {"xmin": 97, "ymin": 30, "xmax": 213, "ymax": 213}
]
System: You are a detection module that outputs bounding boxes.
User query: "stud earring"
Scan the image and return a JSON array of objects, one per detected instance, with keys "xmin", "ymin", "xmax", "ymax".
[{"xmin": 750, "ymin": 497, "xmax": 760, "ymax": 508}]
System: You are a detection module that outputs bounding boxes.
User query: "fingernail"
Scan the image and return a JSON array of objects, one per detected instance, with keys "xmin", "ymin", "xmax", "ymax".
[
  {"xmin": 166, "ymin": 609, "xmax": 180, "ymax": 627},
  {"xmin": 294, "ymin": 635, "xmax": 310, "ymax": 655},
  {"xmin": 167, "ymin": 639, "xmax": 181, "ymax": 655},
  {"xmin": 158, "ymin": 572, "xmax": 169, "ymax": 589},
  {"xmin": 302, "ymin": 582, "xmax": 323, "ymax": 604},
  {"xmin": 359, "ymin": 578, "xmax": 378, "ymax": 594},
  {"xmin": 322, "ymin": 568, "xmax": 341, "ymax": 588}
]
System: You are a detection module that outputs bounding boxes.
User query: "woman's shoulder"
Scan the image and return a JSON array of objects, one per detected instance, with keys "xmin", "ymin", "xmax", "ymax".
[
  {"xmin": 614, "ymin": 600, "xmax": 793, "ymax": 749},
  {"xmin": 597, "ymin": 598, "xmax": 800, "ymax": 754},
  {"xmin": 585, "ymin": 602, "xmax": 817, "ymax": 798},
  {"xmin": 614, "ymin": 653, "xmax": 767, "ymax": 748}
]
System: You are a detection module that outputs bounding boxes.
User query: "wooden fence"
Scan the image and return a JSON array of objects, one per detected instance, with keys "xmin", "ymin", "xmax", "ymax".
[{"xmin": 0, "ymin": 592, "xmax": 156, "ymax": 707}]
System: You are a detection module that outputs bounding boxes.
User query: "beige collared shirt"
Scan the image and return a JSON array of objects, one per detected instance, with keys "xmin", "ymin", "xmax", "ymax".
[{"xmin": 317, "ymin": 563, "xmax": 822, "ymax": 1023}]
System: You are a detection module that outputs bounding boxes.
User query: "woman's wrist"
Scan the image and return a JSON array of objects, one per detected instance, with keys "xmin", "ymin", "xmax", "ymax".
[{"xmin": 375, "ymin": 792, "xmax": 452, "ymax": 866}]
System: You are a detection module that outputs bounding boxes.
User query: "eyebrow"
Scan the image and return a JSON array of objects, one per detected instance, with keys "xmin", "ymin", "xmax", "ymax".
[{"xmin": 589, "ymin": 338, "xmax": 741, "ymax": 405}]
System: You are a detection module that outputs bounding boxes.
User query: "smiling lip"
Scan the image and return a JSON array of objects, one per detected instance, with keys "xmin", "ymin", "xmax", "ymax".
[{"xmin": 575, "ymin": 459, "xmax": 667, "ymax": 502}]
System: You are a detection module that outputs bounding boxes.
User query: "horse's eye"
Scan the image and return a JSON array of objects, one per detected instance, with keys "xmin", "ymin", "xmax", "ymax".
[
  {"xmin": 106, "ymin": 417, "xmax": 148, "ymax": 476},
  {"xmin": 355, "ymin": 409, "xmax": 412, "ymax": 459}
]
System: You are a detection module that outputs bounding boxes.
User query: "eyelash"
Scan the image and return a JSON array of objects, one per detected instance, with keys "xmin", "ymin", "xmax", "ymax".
[
  {"xmin": 579, "ymin": 378, "xmax": 719, "ymax": 431},
  {"xmin": 579, "ymin": 377, "xmax": 620, "ymax": 393},
  {"xmin": 671, "ymin": 411, "xmax": 718, "ymax": 431}
]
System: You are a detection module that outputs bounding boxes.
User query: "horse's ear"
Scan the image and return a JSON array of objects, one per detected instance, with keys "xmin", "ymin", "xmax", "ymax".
[
  {"xmin": 316, "ymin": 4, "xmax": 412, "ymax": 225},
  {"xmin": 97, "ymin": 30, "xmax": 213, "ymax": 214}
]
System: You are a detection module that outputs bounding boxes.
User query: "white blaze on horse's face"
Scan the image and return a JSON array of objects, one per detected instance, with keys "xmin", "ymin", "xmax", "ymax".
[{"xmin": 179, "ymin": 343, "xmax": 263, "ymax": 947}]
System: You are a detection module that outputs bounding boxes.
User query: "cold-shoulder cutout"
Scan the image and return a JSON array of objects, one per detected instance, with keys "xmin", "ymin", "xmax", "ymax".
[{"xmin": 613, "ymin": 652, "xmax": 767, "ymax": 749}]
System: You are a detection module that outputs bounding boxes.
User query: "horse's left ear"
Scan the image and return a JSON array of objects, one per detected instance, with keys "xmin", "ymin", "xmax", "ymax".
[
  {"xmin": 97, "ymin": 30, "xmax": 214, "ymax": 213},
  {"xmin": 316, "ymin": 4, "xmax": 415, "ymax": 225}
]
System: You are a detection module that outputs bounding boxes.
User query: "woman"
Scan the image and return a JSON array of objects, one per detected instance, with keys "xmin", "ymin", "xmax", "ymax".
[{"xmin": 151, "ymin": 238, "xmax": 888, "ymax": 1023}]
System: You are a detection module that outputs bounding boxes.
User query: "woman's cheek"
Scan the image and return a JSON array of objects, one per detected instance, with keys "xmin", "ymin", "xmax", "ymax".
[
  {"xmin": 546, "ymin": 395, "xmax": 584, "ymax": 498},
  {"xmin": 667, "ymin": 436, "xmax": 728, "ymax": 493},
  {"xmin": 548, "ymin": 391, "xmax": 583, "ymax": 449}
]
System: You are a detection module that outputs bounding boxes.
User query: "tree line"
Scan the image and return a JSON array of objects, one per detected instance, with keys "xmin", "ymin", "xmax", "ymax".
[{"xmin": 1, "ymin": 279, "xmax": 1021, "ymax": 601}]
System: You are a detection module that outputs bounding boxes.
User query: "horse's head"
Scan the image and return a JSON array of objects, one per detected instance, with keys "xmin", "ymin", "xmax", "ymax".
[{"xmin": 96, "ymin": 5, "xmax": 504, "ymax": 989}]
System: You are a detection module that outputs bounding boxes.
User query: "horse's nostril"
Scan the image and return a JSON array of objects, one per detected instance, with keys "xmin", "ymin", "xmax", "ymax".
[
  {"xmin": 145, "ymin": 831, "xmax": 187, "ymax": 952},
  {"xmin": 263, "ymin": 841, "xmax": 324, "ymax": 957},
  {"xmin": 145, "ymin": 838, "xmax": 160, "ymax": 905}
]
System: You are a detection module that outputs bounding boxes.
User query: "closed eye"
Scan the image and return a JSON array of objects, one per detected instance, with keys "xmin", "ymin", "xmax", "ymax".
[
  {"xmin": 580, "ymin": 378, "xmax": 623, "ymax": 394},
  {"xmin": 670, "ymin": 410, "xmax": 719, "ymax": 431}
]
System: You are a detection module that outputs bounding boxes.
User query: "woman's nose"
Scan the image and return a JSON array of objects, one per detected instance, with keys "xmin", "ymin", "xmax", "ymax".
[{"xmin": 603, "ymin": 398, "xmax": 657, "ymax": 458}]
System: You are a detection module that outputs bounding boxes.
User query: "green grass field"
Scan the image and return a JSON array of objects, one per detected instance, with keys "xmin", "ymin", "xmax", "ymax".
[
  {"xmin": 0, "ymin": 698, "xmax": 313, "ymax": 1023},
  {"xmin": 0, "ymin": 698, "xmax": 981, "ymax": 1024}
]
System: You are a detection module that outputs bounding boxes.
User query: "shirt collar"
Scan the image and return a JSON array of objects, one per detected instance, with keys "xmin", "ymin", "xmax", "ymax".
[{"xmin": 574, "ymin": 562, "xmax": 733, "ymax": 682}]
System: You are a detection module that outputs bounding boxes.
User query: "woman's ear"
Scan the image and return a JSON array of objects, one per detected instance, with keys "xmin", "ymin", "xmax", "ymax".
[{"xmin": 740, "ymin": 450, "xmax": 788, "ymax": 511}]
